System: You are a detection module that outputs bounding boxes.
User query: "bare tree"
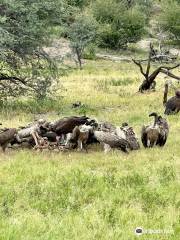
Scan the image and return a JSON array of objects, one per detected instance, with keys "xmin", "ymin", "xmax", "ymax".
[{"xmin": 132, "ymin": 45, "xmax": 180, "ymax": 92}]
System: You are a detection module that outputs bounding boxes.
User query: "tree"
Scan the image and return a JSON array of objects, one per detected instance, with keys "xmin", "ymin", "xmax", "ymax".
[
  {"xmin": 67, "ymin": 14, "xmax": 97, "ymax": 69},
  {"xmin": 0, "ymin": 0, "xmax": 63, "ymax": 100}
]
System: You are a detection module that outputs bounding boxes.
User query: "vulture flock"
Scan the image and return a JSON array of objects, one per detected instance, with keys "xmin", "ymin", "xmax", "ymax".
[{"xmin": 0, "ymin": 112, "xmax": 170, "ymax": 153}]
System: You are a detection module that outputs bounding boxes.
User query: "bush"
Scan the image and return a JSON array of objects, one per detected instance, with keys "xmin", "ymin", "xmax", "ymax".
[
  {"xmin": 83, "ymin": 44, "xmax": 97, "ymax": 60},
  {"xmin": 159, "ymin": 1, "xmax": 180, "ymax": 41},
  {"xmin": 134, "ymin": 0, "xmax": 153, "ymax": 21},
  {"xmin": 65, "ymin": 0, "xmax": 90, "ymax": 8},
  {"xmin": 93, "ymin": 0, "xmax": 146, "ymax": 49}
]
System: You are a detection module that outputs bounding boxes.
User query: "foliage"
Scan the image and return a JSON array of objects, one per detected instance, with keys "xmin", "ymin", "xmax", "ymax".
[
  {"xmin": 83, "ymin": 43, "xmax": 97, "ymax": 60},
  {"xmin": 159, "ymin": 1, "xmax": 180, "ymax": 41},
  {"xmin": 0, "ymin": 0, "xmax": 63, "ymax": 100},
  {"xmin": 67, "ymin": 14, "xmax": 98, "ymax": 68},
  {"xmin": 65, "ymin": 0, "xmax": 90, "ymax": 8},
  {"xmin": 92, "ymin": 0, "xmax": 146, "ymax": 49},
  {"xmin": 133, "ymin": 0, "xmax": 153, "ymax": 21}
]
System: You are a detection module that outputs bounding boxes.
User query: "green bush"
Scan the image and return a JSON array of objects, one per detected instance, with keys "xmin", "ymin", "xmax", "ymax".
[
  {"xmin": 134, "ymin": 0, "xmax": 153, "ymax": 21},
  {"xmin": 93, "ymin": 0, "xmax": 146, "ymax": 49},
  {"xmin": 159, "ymin": 1, "xmax": 180, "ymax": 41},
  {"xmin": 83, "ymin": 44, "xmax": 97, "ymax": 60},
  {"xmin": 65, "ymin": 0, "xmax": 90, "ymax": 8}
]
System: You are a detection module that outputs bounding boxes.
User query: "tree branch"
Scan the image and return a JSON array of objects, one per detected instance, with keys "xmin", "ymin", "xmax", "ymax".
[
  {"xmin": 132, "ymin": 59, "xmax": 146, "ymax": 78},
  {"xmin": 135, "ymin": 55, "xmax": 178, "ymax": 63},
  {"xmin": 146, "ymin": 51, "xmax": 151, "ymax": 77},
  {"xmin": 160, "ymin": 63, "xmax": 180, "ymax": 71},
  {"xmin": 0, "ymin": 74, "xmax": 27, "ymax": 84},
  {"xmin": 160, "ymin": 69, "xmax": 180, "ymax": 81}
]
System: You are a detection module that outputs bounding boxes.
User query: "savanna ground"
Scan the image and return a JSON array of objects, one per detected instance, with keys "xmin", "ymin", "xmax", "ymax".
[{"xmin": 0, "ymin": 58, "xmax": 179, "ymax": 239}]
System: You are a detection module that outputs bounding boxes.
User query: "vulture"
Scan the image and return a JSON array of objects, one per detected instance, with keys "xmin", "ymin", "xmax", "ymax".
[
  {"xmin": 38, "ymin": 124, "xmax": 58, "ymax": 142},
  {"xmin": 141, "ymin": 112, "xmax": 169, "ymax": 148},
  {"xmin": 50, "ymin": 116, "xmax": 89, "ymax": 136},
  {"xmin": 98, "ymin": 121, "xmax": 116, "ymax": 133},
  {"xmin": 163, "ymin": 83, "xmax": 180, "ymax": 115},
  {"xmin": 0, "ymin": 128, "xmax": 17, "ymax": 151},
  {"xmin": 156, "ymin": 115, "xmax": 169, "ymax": 146},
  {"xmin": 66, "ymin": 125, "xmax": 93, "ymax": 151},
  {"xmin": 116, "ymin": 123, "xmax": 140, "ymax": 150},
  {"xmin": 94, "ymin": 131, "xmax": 130, "ymax": 153},
  {"xmin": 40, "ymin": 131, "xmax": 58, "ymax": 143},
  {"xmin": 15, "ymin": 119, "xmax": 47, "ymax": 146},
  {"xmin": 66, "ymin": 123, "xmax": 99, "ymax": 150}
]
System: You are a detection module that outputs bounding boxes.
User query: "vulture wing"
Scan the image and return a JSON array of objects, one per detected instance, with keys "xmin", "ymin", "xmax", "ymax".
[
  {"xmin": 94, "ymin": 131, "xmax": 129, "ymax": 152},
  {"xmin": 157, "ymin": 117, "xmax": 169, "ymax": 146},
  {"xmin": 54, "ymin": 116, "xmax": 89, "ymax": 135},
  {"xmin": 141, "ymin": 125, "xmax": 148, "ymax": 148},
  {"xmin": 125, "ymin": 127, "xmax": 140, "ymax": 150}
]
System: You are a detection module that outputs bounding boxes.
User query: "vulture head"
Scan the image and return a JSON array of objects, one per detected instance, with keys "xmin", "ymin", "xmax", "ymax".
[
  {"xmin": 175, "ymin": 90, "xmax": 180, "ymax": 98},
  {"xmin": 149, "ymin": 112, "xmax": 158, "ymax": 117}
]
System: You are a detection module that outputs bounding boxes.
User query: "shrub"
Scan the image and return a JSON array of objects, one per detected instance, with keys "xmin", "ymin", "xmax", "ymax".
[
  {"xmin": 83, "ymin": 44, "xmax": 97, "ymax": 60},
  {"xmin": 92, "ymin": 0, "xmax": 146, "ymax": 49},
  {"xmin": 159, "ymin": 1, "xmax": 180, "ymax": 41},
  {"xmin": 65, "ymin": 0, "xmax": 90, "ymax": 8}
]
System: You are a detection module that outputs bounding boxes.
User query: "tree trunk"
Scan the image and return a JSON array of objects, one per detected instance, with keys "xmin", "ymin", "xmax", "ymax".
[
  {"xmin": 139, "ymin": 68, "xmax": 161, "ymax": 92},
  {"xmin": 75, "ymin": 48, "xmax": 82, "ymax": 69},
  {"xmin": 139, "ymin": 67, "xmax": 180, "ymax": 92}
]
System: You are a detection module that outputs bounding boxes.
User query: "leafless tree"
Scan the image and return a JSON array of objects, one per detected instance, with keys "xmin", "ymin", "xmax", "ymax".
[{"xmin": 132, "ymin": 44, "xmax": 180, "ymax": 92}]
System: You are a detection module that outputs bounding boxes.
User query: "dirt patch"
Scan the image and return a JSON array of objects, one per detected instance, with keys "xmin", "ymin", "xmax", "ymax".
[{"xmin": 43, "ymin": 38, "xmax": 73, "ymax": 60}]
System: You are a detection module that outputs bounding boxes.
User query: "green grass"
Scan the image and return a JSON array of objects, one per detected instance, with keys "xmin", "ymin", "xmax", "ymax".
[{"xmin": 0, "ymin": 59, "xmax": 179, "ymax": 239}]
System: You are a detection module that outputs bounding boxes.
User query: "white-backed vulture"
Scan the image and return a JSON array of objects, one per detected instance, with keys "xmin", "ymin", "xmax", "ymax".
[
  {"xmin": 98, "ymin": 122, "xmax": 116, "ymax": 133},
  {"xmin": 94, "ymin": 131, "xmax": 129, "ymax": 153},
  {"xmin": 141, "ymin": 112, "xmax": 169, "ymax": 148},
  {"xmin": 16, "ymin": 119, "xmax": 47, "ymax": 146},
  {"xmin": 50, "ymin": 116, "xmax": 89, "ymax": 136},
  {"xmin": 164, "ymin": 83, "xmax": 180, "ymax": 115},
  {"xmin": 0, "ymin": 128, "xmax": 17, "ymax": 151},
  {"xmin": 156, "ymin": 115, "xmax": 169, "ymax": 146},
  {"xmin": 116, "ymin": 123, "xmax": 140, "ymax": 150},
  {"xmin": 66, "ymin": 125, "xmax": 94, "ymax": 151}
]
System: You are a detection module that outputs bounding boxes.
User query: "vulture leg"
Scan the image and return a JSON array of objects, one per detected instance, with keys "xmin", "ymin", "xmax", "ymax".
[
  {"xmin": 1, "ymin": 143, "xmax": 8, "ymax": 152},
  {"xmin": 31, "ymin": 132, "xmax": 39, "ymax": 146}
]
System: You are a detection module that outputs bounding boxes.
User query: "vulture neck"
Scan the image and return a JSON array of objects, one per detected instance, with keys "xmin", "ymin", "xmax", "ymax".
[{"xmin": 153, "ymin": 115, "xmax": 158, "ymax": 127}]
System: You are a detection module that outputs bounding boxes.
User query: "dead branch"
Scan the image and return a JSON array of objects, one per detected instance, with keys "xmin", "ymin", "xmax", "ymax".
[
  {"xmin": 132, "ymin": 59, "xmax": 146, "ymax": 77},
  {"xmin": 160, "ymin": 69, "xmax": 180, "ymax": 81},
  {"xmin": 0, "ymin": 74, "xmax": 27, "ymax": 85}
]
